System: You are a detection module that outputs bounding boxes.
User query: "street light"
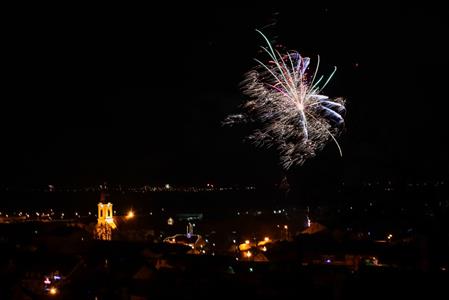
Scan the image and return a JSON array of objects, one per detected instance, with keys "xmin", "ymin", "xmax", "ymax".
[
  {"xmin": 126, "ymin": 210, "xmax": 134, "ymax": 219},
  {"xmin": 49, "ymin": 287, "xmax": 58, "ymax": 295}
]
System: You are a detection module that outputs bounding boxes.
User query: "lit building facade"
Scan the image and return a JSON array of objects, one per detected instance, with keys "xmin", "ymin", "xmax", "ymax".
[{"xmin": 95, "ymin": 193, "xmax": 116, "ymax": 240}]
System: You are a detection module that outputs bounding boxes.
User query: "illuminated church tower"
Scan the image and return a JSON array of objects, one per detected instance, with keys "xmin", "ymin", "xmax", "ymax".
[{"xmin": 95, "ymin": 192, "xmax": 116, "ymax": 240}]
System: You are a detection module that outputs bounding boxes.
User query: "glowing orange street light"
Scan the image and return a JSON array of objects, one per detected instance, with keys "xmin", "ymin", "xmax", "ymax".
[
  {"xmin": 245, "ymin": 240, "xmax": 250, "ymax": 244},
  {"xmin": 126, "ymin": 210, "xmax": 135, "ymax": 219},
  {"xmin": 49, "ymin": 287, "xmax": 57, "ymax": 295},
  {"xmin": 245, "ymin": 251, "xmax": 252, "ymax": 258},
  {"xmin": 264, "ymin": 237, "xmax": 270, "ymax": 242}
]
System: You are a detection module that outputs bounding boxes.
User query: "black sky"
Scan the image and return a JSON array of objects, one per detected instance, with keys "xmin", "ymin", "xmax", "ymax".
[{"xmin": 1, "ymin": 2, "xmax": 448, "ymax": 186}]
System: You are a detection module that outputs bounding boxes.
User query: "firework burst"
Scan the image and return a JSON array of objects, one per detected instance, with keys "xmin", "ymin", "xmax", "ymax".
[{"xmin": 225, "ymin": 30, "xmax": 346, "ymax": 169}]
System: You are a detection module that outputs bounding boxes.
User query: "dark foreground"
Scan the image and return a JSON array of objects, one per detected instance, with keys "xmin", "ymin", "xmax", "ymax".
[{"xmin": 1, "ymin": 237, "xmax": 448, "ymax": 300}]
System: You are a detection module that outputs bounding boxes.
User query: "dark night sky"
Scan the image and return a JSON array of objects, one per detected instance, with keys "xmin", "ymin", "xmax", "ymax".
[{"xmin": 1, "ymin": 3, "xmax": 448, "ymax": 186}]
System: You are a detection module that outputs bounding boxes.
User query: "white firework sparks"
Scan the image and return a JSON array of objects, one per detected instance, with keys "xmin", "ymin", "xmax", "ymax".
[{"xmin": 225, "ymin": 30, "xmax": 346, "ymax": 169}]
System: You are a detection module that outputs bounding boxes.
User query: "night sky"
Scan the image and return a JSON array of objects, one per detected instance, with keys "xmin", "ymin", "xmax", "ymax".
[{"xmin": 1, "ymin": 3, "xmax": 448, "ymax": 186}]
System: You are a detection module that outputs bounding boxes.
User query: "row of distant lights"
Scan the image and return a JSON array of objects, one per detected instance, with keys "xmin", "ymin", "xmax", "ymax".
[
  {"xmin": 0, "ymin": 210, "xmax": 148, "ymax": 218},
  {"xmin": 236, "ymin": 209, "xmax": 287, "ymax": 216},
  {"xmin": 0, "ymin": 209, "xmax": 56, "ymax": 218},
  {"xmin": 30, "ymin": 181, "xmax": 445, "ymax": 192},
  {"xmin": 15, "ymin": 184, "xmax": 258, "ymax": 192},
  {"xmin": 3, "ymin": 181, "xmax": 445, "ymax": 192},
  {"xmin": 2, "ymin": 209, "xmax": 289, "ymax": 218},
  {"xmin": 361, "ymin": 181, "xmax": 446, "ymax": 187},
  {"xmin": 1, "ymin": 208, "xmax": 177, "ymax": 219},
  {"xmin": 4, "ymin": 200, "xmax": 439, "ymax": 219}
]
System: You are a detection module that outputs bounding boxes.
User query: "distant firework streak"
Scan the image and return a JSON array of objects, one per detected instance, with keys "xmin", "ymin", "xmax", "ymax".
[{"xmin": 224, "ymin": 30, "xmax": 346, "ymax": 169}]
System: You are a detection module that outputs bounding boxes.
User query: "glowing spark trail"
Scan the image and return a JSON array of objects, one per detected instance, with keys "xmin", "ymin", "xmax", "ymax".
[{"xmin": 224, "ymin": 30, "xmax": 346, "ymax": 169}]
